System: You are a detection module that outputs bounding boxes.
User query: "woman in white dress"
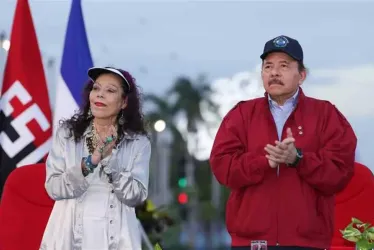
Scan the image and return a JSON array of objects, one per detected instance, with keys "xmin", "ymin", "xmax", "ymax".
[{"xmin": 40, "ymin": 67, "xmax": 151, "ymax": 250}]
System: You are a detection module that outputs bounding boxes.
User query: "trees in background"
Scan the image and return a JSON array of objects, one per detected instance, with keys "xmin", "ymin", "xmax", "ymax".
[{"xmin": 144, "ymin": 74, "xmax": 229, "ymax": 248}]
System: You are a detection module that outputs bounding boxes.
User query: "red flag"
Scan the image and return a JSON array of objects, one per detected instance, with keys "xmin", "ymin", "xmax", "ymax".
[{"xmin": 0, "ymin": 0, "xmax": 52, "ymax": 196}]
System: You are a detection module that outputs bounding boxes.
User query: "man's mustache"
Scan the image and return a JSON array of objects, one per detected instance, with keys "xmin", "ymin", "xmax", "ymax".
[{"xmin": 269, "ymin": 79, "xmax": 284, "ymax": 86}]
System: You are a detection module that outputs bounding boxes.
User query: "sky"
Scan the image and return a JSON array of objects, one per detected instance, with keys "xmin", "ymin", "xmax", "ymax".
[{"xmin": 0, "ymin": 0, "xmax": 373, "ymax": 171}]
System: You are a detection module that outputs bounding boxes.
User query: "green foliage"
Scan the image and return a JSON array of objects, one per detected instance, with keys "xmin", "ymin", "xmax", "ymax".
[
  {"xmin": 340, "ymin": 217, "xmax": 374, "ymax": 249},
  {"xmin": 136, "ymin": 200, "xmax": 175, "ymax": 246},
  {"xmin": 154, "ymin": 243, "xmax": 163, "ymax": 250}
]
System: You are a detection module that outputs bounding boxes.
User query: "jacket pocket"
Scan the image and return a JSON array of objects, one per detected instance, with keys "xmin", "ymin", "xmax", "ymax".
[
  {"xmin": 227, "ymin": 188, "xmax": 272, "ymax": 238},
  {"xmin": 226, "ymin": 191, "xmax": 241, "ymax": 233},
  {"xmin": 296, "ymin": 185, "xmax": 329, "ymax": 239},
  {"xmin": 316, "ymin": 196, "xmax": 334, "ymax": 237}
]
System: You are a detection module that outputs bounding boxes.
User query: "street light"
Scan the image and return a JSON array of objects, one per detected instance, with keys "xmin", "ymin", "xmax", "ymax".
[
  {"xmin": 151, "ymin": 119, "xmax": 166, "ymax": 203},
  {"xmin": 0, "ymin": 31, "xmax": 10, "ymax": 52},
  {"xmin": 154, "ymin": 119, "xmax": 166, "ymax": 133}
]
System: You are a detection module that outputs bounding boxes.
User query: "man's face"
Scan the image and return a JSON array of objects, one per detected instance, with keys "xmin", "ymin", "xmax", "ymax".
[{"xmin": 261, "ymin": 52, "xmax": 306, "ymax": 102}]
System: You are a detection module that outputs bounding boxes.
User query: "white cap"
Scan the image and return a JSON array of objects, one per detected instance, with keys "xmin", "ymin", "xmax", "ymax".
[{"xmin": 87, "ymin": 67, "xmax": 131, "ymax": 91}]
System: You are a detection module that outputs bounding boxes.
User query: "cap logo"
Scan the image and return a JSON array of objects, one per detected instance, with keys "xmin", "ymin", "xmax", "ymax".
[{"xmin": 273, "ymin": 36, "xmax": 289, "ymax": 48}]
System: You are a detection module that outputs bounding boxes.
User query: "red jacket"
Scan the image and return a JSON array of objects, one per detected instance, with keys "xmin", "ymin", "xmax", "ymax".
[{"xmin": 210, "ymin": 89, "xmax": 357, "ymax": 249}]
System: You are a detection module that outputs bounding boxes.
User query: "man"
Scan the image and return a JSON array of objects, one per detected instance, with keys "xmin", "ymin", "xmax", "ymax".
[{"xmin": 210, "ymin": 35, "xmax": 357, "ymax": 250}]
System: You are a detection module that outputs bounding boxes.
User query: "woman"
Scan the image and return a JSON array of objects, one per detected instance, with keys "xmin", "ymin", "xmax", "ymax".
[{"xmin": 40, "ymin": 67, "xmax": 150, "ymax": 250}]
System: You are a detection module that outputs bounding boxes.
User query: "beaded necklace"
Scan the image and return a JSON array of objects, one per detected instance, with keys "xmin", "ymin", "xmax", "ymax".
[
  {"xmin": 85, "ymin": 123, "xmax": 120, "ymax": 155},
  {"xmin": 85, "ymin": 122, "xmax": 121, "ymax": 183}
]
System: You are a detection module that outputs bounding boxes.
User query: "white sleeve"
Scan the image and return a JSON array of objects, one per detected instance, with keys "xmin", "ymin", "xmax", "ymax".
[
  {"xmin": 111, "ymin": 136, "xmax": 150, "ymax": 207},
  {"xmin": 45, "ymin": 126, "xmax": 89, "ymax": 200}
]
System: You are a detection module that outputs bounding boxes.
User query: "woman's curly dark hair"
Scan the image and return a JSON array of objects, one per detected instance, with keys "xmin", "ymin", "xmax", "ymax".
[{"xmin": 60, "ymin": 68, "xmax": 148, "ymax": 142}]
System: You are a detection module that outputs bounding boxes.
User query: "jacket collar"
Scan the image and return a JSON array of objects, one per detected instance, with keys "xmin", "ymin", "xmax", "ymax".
[{"xmin": 264, "ymin": 87, "xmax": 306, "ymax": 108}]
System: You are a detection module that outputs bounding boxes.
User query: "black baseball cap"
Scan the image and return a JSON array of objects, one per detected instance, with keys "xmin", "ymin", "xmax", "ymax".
[{"xmin": 260, "ymin": 35, "xmax": 303, "ymax": 62}]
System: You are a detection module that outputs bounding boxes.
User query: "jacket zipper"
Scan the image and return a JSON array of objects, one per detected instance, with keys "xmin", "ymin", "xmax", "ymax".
[
  {"xmin": 270, "ymin": 108, "xmax": 297, "ymax": 246},
  {"xmin": 276, "ymin": 125, "xmax": 287, "ymax": 247},
  {"xmin": 268, "ymin": 115, "xmax": 280, "ymax": 246},
  {"xmin": 276, "ymin": 106, "xmax": 298, "ymax": 246},
  {"xmin": 267, "ymin": 93, "xmax": 300, "ymax": 246}
]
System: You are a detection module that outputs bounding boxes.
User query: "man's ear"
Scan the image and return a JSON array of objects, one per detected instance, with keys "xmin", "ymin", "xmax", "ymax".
[{"xmin": 298, "ymin": 70, "xmax": 307, "ymax": 85}]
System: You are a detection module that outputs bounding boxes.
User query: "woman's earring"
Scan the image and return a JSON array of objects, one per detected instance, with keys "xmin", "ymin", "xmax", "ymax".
[
  {"xmin": 87, "ymin": 108, "xmax": 93, "ymax": 119},
  {"xmin": 118, "ymin": 110, "xmax": 125, "ymax": 125}
]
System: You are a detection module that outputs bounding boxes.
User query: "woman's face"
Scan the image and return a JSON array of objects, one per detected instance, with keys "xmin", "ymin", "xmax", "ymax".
[{"xmin": 89, "ymin": 73, "xmax": 127, "ymax": 121}]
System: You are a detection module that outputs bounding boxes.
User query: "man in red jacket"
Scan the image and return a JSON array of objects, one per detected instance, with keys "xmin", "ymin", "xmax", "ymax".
[{"xmin": 210, "ymin": 35, "xmax": 357, "ymax": 250}]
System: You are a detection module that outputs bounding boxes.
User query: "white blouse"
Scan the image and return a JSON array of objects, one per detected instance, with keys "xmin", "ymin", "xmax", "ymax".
[{"xmin": 40, "ymin": 125, "xmax": 151, "ymax": 250}]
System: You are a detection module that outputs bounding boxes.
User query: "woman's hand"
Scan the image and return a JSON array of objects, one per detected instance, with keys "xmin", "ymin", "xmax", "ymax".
[{"xmin": 92, "ymin": 125, "xmax": 118, "ymax": 164}]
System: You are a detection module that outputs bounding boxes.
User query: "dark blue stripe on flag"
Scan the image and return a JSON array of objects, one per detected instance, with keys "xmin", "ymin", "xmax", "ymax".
[{"xmin": 60, "ymin": 0, "xmax": 93, "ymax": 105}]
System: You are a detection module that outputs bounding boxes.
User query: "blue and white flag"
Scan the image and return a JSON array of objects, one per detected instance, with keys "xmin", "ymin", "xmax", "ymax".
[{"xmin": 53, "ymin": 0, "xmax": 93, "ymax": 131}]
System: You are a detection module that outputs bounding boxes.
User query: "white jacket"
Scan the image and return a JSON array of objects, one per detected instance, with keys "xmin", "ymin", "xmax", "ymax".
[{"xmin": 40, "ymin": 126, "xmax": 150, "ymax": 250}]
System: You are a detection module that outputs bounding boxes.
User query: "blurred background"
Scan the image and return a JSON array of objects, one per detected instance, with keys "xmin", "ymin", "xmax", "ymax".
[{"xmin": 1, "ymin": 0, "xmax": 373, "ymax": 249}]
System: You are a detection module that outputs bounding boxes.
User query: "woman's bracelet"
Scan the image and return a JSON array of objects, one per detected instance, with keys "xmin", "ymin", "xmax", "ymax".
[
  {"xmin": 82, "ymin": 164, "xmax": 90, "ymax": 177},
  {"xmin": 81, "ymin": 155, "xmax": 98, "ymax": 177}
]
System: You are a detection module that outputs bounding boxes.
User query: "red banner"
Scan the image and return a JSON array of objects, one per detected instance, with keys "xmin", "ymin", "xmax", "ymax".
[{"xmin": 0, "ymin": 0, "xmax": 52, "ymax": 196}]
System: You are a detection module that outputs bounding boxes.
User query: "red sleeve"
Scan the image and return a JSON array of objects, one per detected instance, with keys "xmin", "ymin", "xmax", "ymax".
[
  {"xmin": 209, "ymin": 102, "xmax": 270, "ymax": 189},
  {"xmin": 297, "ymin": 103, "xmax": 357, "ymax": 195}
]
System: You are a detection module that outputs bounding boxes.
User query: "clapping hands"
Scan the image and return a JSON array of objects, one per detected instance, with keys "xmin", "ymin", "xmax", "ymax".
[
  {"xmin": 92, "ymin": 125, "xmax": 118, "ymax": 165},
  {"xmin": 264, "ymin": 127, "xmax": 298, "ymax": 168}
]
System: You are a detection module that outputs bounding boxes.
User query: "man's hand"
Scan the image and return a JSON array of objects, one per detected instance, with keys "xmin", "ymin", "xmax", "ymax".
[
  {"xmin": 267, "ymin": 158, "xmax": 278, "ymax": 169},
  {"xmin": 265, "ymin": 128, "xmax": 297, "ymax": 165}
]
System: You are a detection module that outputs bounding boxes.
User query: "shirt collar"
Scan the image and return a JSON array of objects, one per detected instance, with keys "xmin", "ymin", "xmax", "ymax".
[{"xmin": 268, "ymin": 87, "xmax": 299, "ymax": 108}]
